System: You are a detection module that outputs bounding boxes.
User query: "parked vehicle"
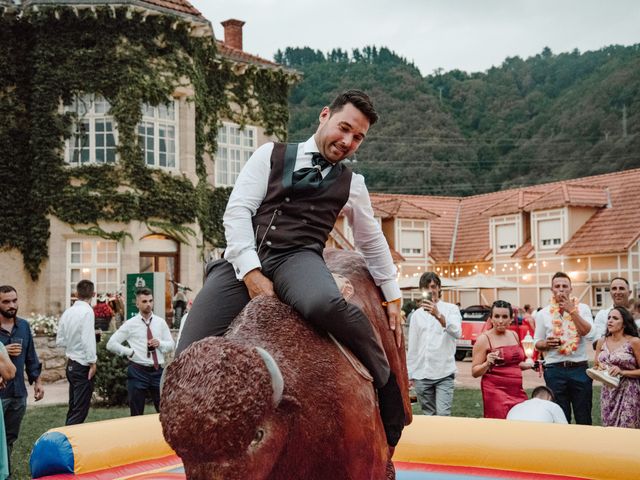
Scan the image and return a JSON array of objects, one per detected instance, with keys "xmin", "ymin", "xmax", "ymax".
[
  {"xmin": 456, "ymin": 304, "xmax": 534, "ymax": 361},
  {"xmin": 455, "ymin": 305, "xmax": 491, "ymax": 361}
]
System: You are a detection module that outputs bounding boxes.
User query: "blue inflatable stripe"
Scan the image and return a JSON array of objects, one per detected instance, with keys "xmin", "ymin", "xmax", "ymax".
[{"xmin": 30, "ymin": 431, "xmax": 75, "ymax": 478}]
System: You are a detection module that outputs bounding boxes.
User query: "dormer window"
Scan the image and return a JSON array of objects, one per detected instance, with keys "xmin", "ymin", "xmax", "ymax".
[
  {"xmin": 537, "ymin": 217, "xmax": 563, "ymax": 250},
  {"xmin": 490, "ymin": 215, "xmax": 520, "ymax": 255},
  {"xmin": 496, "ymin": 224, "xmax": 517, "ymax": 253},
  {"xmin": 399, "ymin": 220, "xmax": 427, "ymax": 257}
]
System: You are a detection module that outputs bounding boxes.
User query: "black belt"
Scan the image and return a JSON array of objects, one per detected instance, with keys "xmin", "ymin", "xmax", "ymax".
[
  {"xmin": 129, "ymin": 361, "xmax": 161, "ymax": 372},
  {"xmin": 546, "ymin": 361, "xmax": 588, "ymax": 369}
]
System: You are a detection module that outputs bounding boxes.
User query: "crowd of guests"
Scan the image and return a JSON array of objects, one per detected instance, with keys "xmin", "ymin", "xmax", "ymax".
[
  {"xmin": 0, "ymin": 281, "xmax": 174, "ymax": 479},
  {"xmin": 408, "ymin": 272, "xmax": 640, "ymax": 429}
]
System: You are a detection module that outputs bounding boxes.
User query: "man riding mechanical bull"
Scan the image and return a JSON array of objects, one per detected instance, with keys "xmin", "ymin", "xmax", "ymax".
[{"xmin": 161, "ymin": 90, "xmax": 411, "ymax": 479}]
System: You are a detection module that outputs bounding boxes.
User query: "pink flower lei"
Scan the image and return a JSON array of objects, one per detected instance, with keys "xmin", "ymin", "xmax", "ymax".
[{"xmin": 549, "ymin": 297, "xmax": 579, "ymax": 355}]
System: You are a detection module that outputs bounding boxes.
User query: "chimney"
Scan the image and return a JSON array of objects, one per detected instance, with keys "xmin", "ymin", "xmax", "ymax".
[{"xmin": 221, "ymin": 19, "xmax": 245, "ymax": 50}]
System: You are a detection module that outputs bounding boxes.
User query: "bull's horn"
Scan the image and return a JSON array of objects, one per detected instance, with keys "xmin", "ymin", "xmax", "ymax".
[{"xmin": 256, "ymin": 347, "xmax": 284, "ymax": 406}]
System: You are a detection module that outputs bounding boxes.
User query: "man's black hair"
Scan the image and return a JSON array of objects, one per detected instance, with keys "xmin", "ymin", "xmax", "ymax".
[
  {"xmin": 531, "ymin": 385, "xmax": 555, "ymax": 401},
  {"xmin": 419, "ymin": 272, "xmax": 441, "ymax": 291},
  {"xmin": 76, "ymin": 280, "xmax": 95, "ymax": 300},
  {"xmin": 329, "ymin": 89, "xmax": 379, "ymax": 126},
  {"xmin": 136, "ymin": 287, "xmax": 153, "ymax": 298}
]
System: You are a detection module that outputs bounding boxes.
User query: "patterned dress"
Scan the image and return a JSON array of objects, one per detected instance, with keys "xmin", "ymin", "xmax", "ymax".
[{"xmin": 599, "ymin": 339, "xmax": 640, "ymax": 428}]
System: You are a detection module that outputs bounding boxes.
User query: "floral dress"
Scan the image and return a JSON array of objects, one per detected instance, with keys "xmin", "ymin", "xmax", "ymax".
[{"xmin": 599, "ymin": 339, "xmax": 640, "ymax": 428}]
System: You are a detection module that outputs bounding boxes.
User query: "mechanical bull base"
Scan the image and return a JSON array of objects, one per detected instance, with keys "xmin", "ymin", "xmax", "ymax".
[{"xmin": 160, "ymin": 249, "xmax": 412, "ymax": 480}]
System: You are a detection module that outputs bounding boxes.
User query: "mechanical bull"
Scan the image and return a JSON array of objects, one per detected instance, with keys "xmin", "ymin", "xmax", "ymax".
[{"xmin": 160, "ymin": 249, "xmax": 412, "ymax": 480}]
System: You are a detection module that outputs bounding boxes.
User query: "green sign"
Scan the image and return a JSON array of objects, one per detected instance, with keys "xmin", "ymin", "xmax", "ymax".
[{"xmin": 125, "ymin": 273, "xmax": 155, "ymax": 320}]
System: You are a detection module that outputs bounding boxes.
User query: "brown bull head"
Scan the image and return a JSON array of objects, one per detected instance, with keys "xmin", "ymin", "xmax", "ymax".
[{"xmin": 160, "ymin": 337, "xmax": 294, "ymax": 480}]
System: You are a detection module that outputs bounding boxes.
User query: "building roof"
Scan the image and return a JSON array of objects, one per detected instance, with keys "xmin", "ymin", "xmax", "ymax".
[
  {"xmin": 216, "ymin": 41, "xmax": 288, "ymax": 71},
  {"xmin": 523, "ymin": 184, "xmax": 608, "ymax": 212},
  {"xmin": 557, "ymin": 169, "xmax": 638, "ymax": 256},
  {"xmin": 21, "ymin": 0, "xmax": 204, "ymax": 19},
  {"xmin": 372, "ymin": 197, "xmax": 439, "ymax": 220},
  {"xmin": 140, "ymin": 0, "xmax": 201, "ymax": 17},
  {"xmin": 369, "ymin": 168, "xmax": 640, "ymax": 262},
  {"xmin": 481, "ymin": 190, "xmax": 543, "ymax": 217}
]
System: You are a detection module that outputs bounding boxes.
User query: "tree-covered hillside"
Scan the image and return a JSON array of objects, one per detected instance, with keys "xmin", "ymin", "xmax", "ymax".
[{"xmin": 278, "ymin": 44, "xmax": 640, "ymax": 195}]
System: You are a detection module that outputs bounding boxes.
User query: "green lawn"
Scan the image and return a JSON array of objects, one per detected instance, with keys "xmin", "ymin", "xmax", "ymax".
[
  {"xmin": 14, "ymin": 387, "xmax": 602, "ymax": 479},
  {"xmin": 420, "ymin": 386, "xmax": 602, "ymax": 424}
]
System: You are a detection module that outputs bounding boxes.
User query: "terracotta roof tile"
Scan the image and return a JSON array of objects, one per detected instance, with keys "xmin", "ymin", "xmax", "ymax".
[
  {"xmin": 140, "ymin": 0, "xmax": 201, "ymax": 17},
  {"xmin": 481, "ymin": 190, "xmax": 543, "ymax": 216},
  {"xmin": 511, "ymin": 241, "xmax": 534, "ymax": 259},
  {"xmin": 216, "ymin": 41, "xmax": 276, "ymax": 68},
  {"xmin": 368, "ymin": 168, "xmax": 640, "ymax": 262},
  {"xmin": 371, "ymin": 193, "xmax": 460, "ymax": 262},
  {"xmin": 372, "ymin": 198, "xmax": 438, "ymax": 220},
  {"xmin": 523, "ymin": 184, "xmax": 608, "ymax": 212}
]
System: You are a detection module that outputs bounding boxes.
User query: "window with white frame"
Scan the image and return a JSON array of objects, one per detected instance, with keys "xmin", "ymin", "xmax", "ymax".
[
  {"xmin": 399, "ymin": 220, "xmax": 427, "ymax": 257},
  {"xmin": 496, "ymin": 223, "xmax": 517, "ymax": 253},
  {"xmin": 215, "ymin": 122, "xmax": 256, "ymax": 186},
  {"xmin": 138, "ymin": 102, "xmax": 178, "ymax": 169},
  {"xmin": 538, "ymin": 218, "xmax": 562, "ymax": 249},
  {"xmin": 67, "ymin": 239, "xmax": 119, "ymax": 304},
  {"xmin": 593, "ymin": 286, "xmax": 610, "ymax": 308},
  {"xmin": 64, "ymin": 94, "xmax": 117, "ymax": 165}
]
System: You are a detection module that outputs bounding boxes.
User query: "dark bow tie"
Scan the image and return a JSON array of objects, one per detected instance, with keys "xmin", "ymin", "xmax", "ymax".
[{"xmin": 292, "ymin": 153, "xmax": 333, "ymax": 191}]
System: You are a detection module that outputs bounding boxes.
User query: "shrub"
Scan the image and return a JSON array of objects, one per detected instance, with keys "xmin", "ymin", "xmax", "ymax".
[{"xmin": 94, "ymin": 333, "xmax": 129, "ymax": 406}]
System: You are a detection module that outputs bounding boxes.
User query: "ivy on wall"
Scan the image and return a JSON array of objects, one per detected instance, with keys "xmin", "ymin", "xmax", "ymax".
[{"xmin": 0, "ymin": 6, "xmax": 293, "ymax": 279}]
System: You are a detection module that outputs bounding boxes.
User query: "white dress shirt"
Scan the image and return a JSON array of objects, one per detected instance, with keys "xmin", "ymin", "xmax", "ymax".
[
  {"xmin": 223, "ymin": 136, "xmax": 401, "ymax": 301},
  {"xmin": 56, "ymin": 300, "xmax": 97, "ymax": 366},
  {"xmin": 593, "ymin": 306, "xmax": 613, "ymax": 340},
  {"xmin": 533, "ymin": 303, "xmax": 595, "ymax": 364},
  {"xmin": 506, "ymin": 398, "xmax": 568, "ymax": 424},
  {"xmin": 107, "ymin": 313, "xmax": 174, "ymax": 367},
  {"xmin": 407, "ymin": 300, "xmax": 462, "ymax": 380}
]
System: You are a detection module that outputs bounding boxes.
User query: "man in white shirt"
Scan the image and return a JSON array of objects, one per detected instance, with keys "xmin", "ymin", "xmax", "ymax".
[
  {"xmin": 56, "ymin": 279, "xmax": 97, "ymax": 425},
  {"xmin": 592, "ymin": 277, "xmax": 631, "ymax": 342},
  {"xmin": 107, "ymin": 288, "xmax": 174, "ymax": 416},
  {"xmin": 176, "ymin": 90, "xmax": 406, "ymax": 448},
  {"xmin": 507, "ymin": 386, "xmax": 567, "ymax": 424},
  {"xmin": 407, "ymin": 272, "xmax": 461, "ymax": 416},
  {"xmin": 534, "ymin": 272, "xmax": 596, "ymax": 424}
]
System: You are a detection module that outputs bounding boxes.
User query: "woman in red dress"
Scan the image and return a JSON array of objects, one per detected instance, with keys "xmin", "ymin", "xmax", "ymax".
[{"xmin": 472, "ymin": 300, "xmax": 533, "ymax": 418}]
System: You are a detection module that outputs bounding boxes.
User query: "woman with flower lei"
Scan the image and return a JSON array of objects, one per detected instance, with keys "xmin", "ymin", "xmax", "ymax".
[{"xmin": 534, "ymin": 272, "xmax": 597, "ymax": 425}]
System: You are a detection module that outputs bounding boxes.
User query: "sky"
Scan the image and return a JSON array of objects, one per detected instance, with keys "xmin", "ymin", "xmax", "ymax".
[{"xmin": 190, "ymin": 0, "xmax": 640, "ymax": 75}]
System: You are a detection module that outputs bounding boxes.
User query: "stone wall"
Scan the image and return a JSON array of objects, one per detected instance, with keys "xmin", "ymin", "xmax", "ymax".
[
  {"xmin": 34, "ymin": 330, "xmax": 180, "ymax": 383},
  {"xmin": 35, "ymin": 336, "xmax": 67, "ymax": 383}
]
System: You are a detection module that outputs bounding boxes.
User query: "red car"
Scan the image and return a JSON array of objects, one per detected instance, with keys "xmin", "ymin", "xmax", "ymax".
[
  {"xmin": 455, "ymin": 305, "xmax": 491, "ymax": 360},
  {"xmin": 455, "ymin": 305, "xmax": 533, "ymax": 361}
]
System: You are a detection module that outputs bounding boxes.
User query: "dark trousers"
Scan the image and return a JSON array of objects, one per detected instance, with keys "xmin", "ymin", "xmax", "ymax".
[
  {"xmin": 544, "ymin": 364, "xmax": 592, "ymax": 424},
  {"xmin": 2, "ymin": 396, "xmax": 27, "ymax": 476},
  {"xmin": 177, "ymin": 246, "xmax": 390, "ymax": 388},
  {"xmin": 65, "ymin": 360, "xmax": 94, "ymax": 425},
  {"xmin": 127, "ymin": 364, "xmax": 163, "ymax": 416}
]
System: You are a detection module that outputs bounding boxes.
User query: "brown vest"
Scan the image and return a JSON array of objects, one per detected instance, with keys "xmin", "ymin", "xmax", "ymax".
[{"xmin": 252, "ymin": 143, "xmax": 353, "ymax": 252}]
